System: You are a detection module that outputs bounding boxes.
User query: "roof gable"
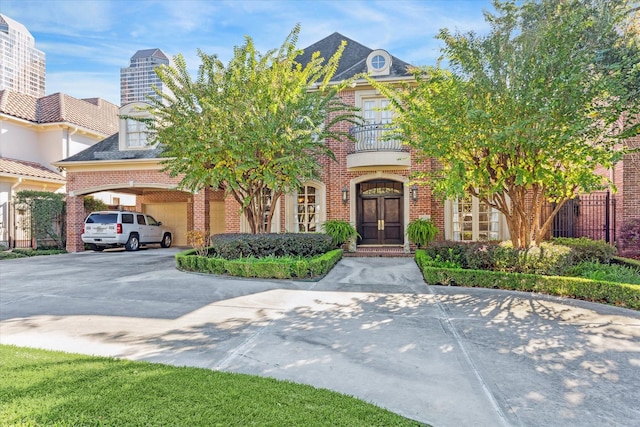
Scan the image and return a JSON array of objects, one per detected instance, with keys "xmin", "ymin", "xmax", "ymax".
[{"xmin": 297, "ymin": 32, "xmax": 413, "ymax": 81}]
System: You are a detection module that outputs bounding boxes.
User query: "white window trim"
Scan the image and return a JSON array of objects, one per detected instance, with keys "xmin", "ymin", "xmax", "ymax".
[
  {"xmin": 118, "ymin": 102, "xmax": 153, "ymax": 151},
  {"xmin": 444, "ymin": 196, "xmax": 509, "ymax": 242},
  {"xmin": 366, "ymin": 49, "xmax": 392, "ymax": 76},
  {"xmin": 285, "ymin": 181, "xmax": 326, "ymax": 233}
]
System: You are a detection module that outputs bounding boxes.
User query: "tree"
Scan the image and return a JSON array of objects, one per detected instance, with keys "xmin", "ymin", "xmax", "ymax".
[
  {"xmin": 370, "ymin": 0, "xmax": 640, "ymax": 248},
  {"xmin": 14, "ymin": 190, "xmax": 66, "ymax": 249},
  {"xmin": 142, "ymin": 25, "xmax": 358, "ymax": 233}
]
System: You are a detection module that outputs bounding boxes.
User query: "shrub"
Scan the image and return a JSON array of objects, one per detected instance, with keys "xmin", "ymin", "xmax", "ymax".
[
  {"xmin": 422, "ymin": 241, "xmax": 470, "ymax": 268},
  {"xmin": 553, "ymin": 237, "xmax": 616, "ymax": 264},
  {"xmin": 175, "ymin": 247, "xmax": 342, "ymax": 279},
  {"xmin": 322, "ymin": 220, "xmax": 359, "ymax": 248},
  {"xmin": 415, "ymin": 250, "xmax": 640, "ymax": 310},
  {"xmin": 569, "ymin": 261, "xmax": 640, "ymax": 285},
  {"xmin": 618, "ymin": 219, "xmax": 640, "ymax": 255},
  {"xmin": 406, "ymin": 218, "xmax": 439, "ymax": 248},
  {"xmin": 210, "ymin": 233, "xmax": 333, "ymax": 259},
  {"xmin": 494, "ymin": 241, "xmax": 573, "ymax": 276},
  {"xmin": 186, "ymin": 230, "xmax": 209, "ymax": 257}
]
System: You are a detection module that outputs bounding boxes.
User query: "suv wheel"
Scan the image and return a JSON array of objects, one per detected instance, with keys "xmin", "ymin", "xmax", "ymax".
[
  {"xmin": 160, "ymin": 233, "xmax": 172, "ymax": 248},
  {"xmin": 125, "ymin": 234, "xmax": 140, "ymax": 251}
]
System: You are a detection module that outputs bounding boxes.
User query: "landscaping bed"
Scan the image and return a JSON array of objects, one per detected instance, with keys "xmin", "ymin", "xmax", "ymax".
[
  {"xmin": 415, "ymin": 238, "xmax": 640, "ymax": 310},
  {"xmin": 177, "ymin": 233, "xmax": 343, "ymax": 279}
]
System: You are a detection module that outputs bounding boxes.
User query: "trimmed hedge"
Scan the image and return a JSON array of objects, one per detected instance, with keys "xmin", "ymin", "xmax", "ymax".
[
  {"xmin": 176, "ymin": 248, "xmax": 343, "ymax": 279},
  {"xmin": 209, "ymin": 233, "xmax": 334, "ymax": 259},
  {"xmin": 416, "ymin": 250, "xmax": 640, "ymax": 310}
]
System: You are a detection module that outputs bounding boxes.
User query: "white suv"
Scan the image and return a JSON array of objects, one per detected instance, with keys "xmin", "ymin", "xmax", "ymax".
[{"xmin": 82, "ymin": 211, "xmax": 172, "ymax": 251}]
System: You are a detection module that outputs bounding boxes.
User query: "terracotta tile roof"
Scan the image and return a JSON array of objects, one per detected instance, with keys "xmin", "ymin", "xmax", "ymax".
[
  {"xmin": 0, "ymin": 89, "xmax": 118, "ymax": 136},
  {"xmin": 0, "ymin": 157, "xmax": 65, "ymax": 181}
]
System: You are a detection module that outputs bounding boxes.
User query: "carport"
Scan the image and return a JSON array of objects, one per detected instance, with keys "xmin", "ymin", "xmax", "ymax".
[{"xmin": 54, "ymin": 133, "xmax": 228, "ymax": 252}]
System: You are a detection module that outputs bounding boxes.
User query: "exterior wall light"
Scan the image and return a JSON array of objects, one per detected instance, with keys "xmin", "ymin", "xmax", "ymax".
[
  {"xmin": 342, "ymin": 186, "xmax": 349, "ymax": 204},
  {"xmin": 411, "ymin": 184, "xmax": 419, "ymax": 204}
]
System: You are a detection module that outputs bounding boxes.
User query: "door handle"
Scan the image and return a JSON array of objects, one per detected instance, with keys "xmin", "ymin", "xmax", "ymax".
[{"xmin": 378, "ymin": 220, "xmax": 385, "ymax": 230}]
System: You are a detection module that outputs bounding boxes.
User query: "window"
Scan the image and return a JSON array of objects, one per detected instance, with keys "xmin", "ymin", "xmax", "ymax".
[
  {"xmin": 371, "ymin": 54, "xmax": 386, "ymax": 70},
  {"xmin": 137, "ymin": 214, "xmax": 146, "ymax": 226},
  {"xmin": 452, "ymin": 195, "xmax": 500, "ymax": 241},
  {"xmin": 366, "ymin": 50, "xmax": 391, "ymax": 76},
  {"xmin": 296, "ymin": 185, "xmax": 319, "ymax": 232},
  {"xmin": 126, "ymin": 118, "xmax": 148, "ymax": 148}
]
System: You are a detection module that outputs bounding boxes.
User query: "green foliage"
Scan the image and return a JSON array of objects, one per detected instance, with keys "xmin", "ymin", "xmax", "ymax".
[
  {"xmin": 553, "ymin": 237, "xmax": 617, "ymax": 264},
  {"xmin": 14, "ymin": 191, "xmax": 66, "ymax": 249},
  {"xmin": 569, "ymin": 261, "xmax": 640, "ymax": 285},
  {"xmin": 0, "ymin": 248, "xmax": 67, "ymax": 260},
  {"xmin": 83, "ymin": 196, "xmax": 108, "ymax": 213},
  {"xmin": 370, "ymin": 0, "xmax": 640, "ymax": 249},
  {"xmin": 209, "ymin": 233, "xmax": 333, "ymax": 259},
  {"xmin": 613, "ymin": 256, "xmax": 640, "ymax": 269},
  {"xmin": 415, "ymin": 250, "xmax": 640, "ymax": 310},
  {"xmin": 175, "ymin": 248, "xmax": 343, "ymax": 279},
  {"xmin": 406, "ymin": 218, "xmax": 439, "ymax": 248},
  {"xmin": 322, "ymin": 220, "xmax": 359, "ymax": 248},
  {"xmin": 142, "ymin": 25, "xmax": 360, "ymax": 234},
  {"xmin": 422, "ymin": 240, "xmax": 574, "ymax": 276},
  {"xmin": 0, "ymin": 345, "xmax": 422, "ymax": 426}
]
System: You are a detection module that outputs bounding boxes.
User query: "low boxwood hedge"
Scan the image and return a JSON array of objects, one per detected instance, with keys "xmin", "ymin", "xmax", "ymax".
[
  {"xmin": 416, "ymin": 250, "xmax": 640, "ymax": 310},
  {"xmin": 176, "ymin": 248, "xmax": 343, "ymax": 280}
]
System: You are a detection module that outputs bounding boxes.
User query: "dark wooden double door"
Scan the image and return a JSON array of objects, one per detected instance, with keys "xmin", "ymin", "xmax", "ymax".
[{"xmin": 357, "ymin": 180, "xmax": 403, "ymax": 245}]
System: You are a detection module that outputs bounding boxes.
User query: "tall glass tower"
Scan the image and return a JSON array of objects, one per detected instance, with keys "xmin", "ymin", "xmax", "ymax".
[
  {"xmin": 120, "ymin": 48, "xmax": 171, "ymax": 105},
  {"xmin": 0, "ymin": 14, "xmax": 46, "ymax": 97}
]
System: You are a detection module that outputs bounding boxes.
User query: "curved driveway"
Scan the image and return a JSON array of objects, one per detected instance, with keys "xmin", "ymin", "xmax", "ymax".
[{"xmin": 1, "ymin": 248, "xmax": 639, "ymax": 426}]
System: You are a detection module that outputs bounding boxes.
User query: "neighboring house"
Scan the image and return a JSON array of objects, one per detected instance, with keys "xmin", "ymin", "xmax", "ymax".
[
  {"xmin": 56, "ymin": 33, "xmax": 638, "ymax": 253},
  {"xmin": 0, "ymin": 89, "xmax": 118, "ymax": 246}
]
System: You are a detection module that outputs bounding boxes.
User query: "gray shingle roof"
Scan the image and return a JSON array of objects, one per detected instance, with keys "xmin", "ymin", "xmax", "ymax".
[
  {"xmin": 58, "ymin": 133, "xmax": 163, "ymax": 163},
  {"xmin": 297, "ymin": 32, "xmax": 413, "ymax": 81}
]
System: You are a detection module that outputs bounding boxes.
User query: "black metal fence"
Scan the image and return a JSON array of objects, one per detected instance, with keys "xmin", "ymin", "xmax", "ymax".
[{"xmin": 545, "ymin": 192, "xmax": 616, "ymax": 243}]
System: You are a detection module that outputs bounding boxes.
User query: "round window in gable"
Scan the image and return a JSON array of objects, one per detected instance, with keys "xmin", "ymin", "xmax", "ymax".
[{"xmin": 371, "ymin": 54, "xmax": 386, "ymax": 70}]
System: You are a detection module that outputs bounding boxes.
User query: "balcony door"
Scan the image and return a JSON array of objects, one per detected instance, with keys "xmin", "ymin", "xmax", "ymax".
[{"xmin": 357, "ymin": 180, "xmax": 403, "ymax": 245}]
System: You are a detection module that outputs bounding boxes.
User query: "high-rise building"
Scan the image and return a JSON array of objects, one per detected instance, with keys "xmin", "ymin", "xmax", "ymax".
[
  {"xmin": 120, "ymin": 48, "xmax": 171, "ymax": 105},
  {"xmin": 0, "ymin": 14, "xmax": 46, "ymax": 98}
]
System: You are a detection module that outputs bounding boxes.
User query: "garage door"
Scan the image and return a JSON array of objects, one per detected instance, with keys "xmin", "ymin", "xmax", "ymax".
[
  {"xmin": 209, "ymin": 201, "xmax": 226, "ymax": 235},
  {"xmin": 143, "ymin": 203, "xmax": 188, "ymax": 246}
]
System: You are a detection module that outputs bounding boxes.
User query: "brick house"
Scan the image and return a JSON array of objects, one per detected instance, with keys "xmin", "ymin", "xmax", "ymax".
[
  {"xmin": 56, "ymin": 33, "xmax": 638, "ymax": 253},
  {"xmin": 0, "ymin": 89, "xmax": 118, "ymax": 247}
]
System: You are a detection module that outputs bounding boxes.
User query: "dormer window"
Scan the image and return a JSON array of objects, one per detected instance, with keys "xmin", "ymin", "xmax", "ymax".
[
  {"xmin": 367, "ymin": 50, "xmax": 392, "ymax": 76},
  {"xmin": 119, "ymin": 102, "xmax": 153, "ymax": 150},
  {"xmin": 126, "ymin": 119, "xmax": 148, "ymax": 147}
]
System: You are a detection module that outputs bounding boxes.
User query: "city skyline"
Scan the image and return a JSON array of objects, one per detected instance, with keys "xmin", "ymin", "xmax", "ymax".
[{"xmin": 0, "ymin": 0, "xmax": 493, "ymax": 106}]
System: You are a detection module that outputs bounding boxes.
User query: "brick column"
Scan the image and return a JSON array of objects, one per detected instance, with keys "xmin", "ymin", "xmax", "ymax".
[
  {"xmin": 193, "ymin": 190, "xmax": 209, "ymax": 235},
  {"xmin": 225, "ymin": 194, "xmax": 242, "ymax": 233},
  {"xmin": 66, "ymin": 195, "xmax": 85, "ymax": 252}
]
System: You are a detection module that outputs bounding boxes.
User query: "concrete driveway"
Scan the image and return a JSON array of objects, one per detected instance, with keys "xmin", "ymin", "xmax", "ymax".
[{"xmin": 1, "ymin": 248, "xmax": 639, "ymax": 426}]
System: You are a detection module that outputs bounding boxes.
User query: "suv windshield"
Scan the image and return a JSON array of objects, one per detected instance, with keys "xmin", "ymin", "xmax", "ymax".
[{"xmin": 86, "ymin": 213, "xmax": 118, "ymax": 224}]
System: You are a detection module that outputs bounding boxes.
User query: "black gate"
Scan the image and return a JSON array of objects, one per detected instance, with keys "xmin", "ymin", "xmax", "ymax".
[
  {"xmin": 547, "ymin": 192, "xmax": 616, "ymax": 243},
  {"xmin": 11, "ymin": 201, "xmax": 65, "ymax": 249}
]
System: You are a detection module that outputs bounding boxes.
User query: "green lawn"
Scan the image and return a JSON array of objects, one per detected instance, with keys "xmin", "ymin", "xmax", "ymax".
[{"xmin": 0, "ymin": 345, "xmax": 427, "ymax": 426}]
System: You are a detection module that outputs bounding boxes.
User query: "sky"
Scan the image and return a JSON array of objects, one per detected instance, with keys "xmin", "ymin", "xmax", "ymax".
[{"xmin": 0, "ymin": 0, "xmax": 495, "ymax": 106}]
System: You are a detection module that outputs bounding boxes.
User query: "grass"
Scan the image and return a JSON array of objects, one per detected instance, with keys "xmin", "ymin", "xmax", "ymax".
[{"xmin": 0, "ymin": 345, "xmax": 427, "ymax": 427}]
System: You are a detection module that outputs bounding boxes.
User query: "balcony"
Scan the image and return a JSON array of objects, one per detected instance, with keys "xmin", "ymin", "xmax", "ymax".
[{"xmin": 347, "ymin": 123, "xmax": 411, "ymax": 171}]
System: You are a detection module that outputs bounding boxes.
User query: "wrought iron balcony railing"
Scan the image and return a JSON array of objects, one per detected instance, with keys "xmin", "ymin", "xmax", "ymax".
[{"xmin": 348, "ymin": 123, "xmax": 407, "ymax": 153}]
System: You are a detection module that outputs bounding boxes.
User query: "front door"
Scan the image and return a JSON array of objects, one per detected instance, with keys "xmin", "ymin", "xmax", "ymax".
[{"xmin": 357, "ymin": 180, "xmax": 403, "ymax": 245}]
